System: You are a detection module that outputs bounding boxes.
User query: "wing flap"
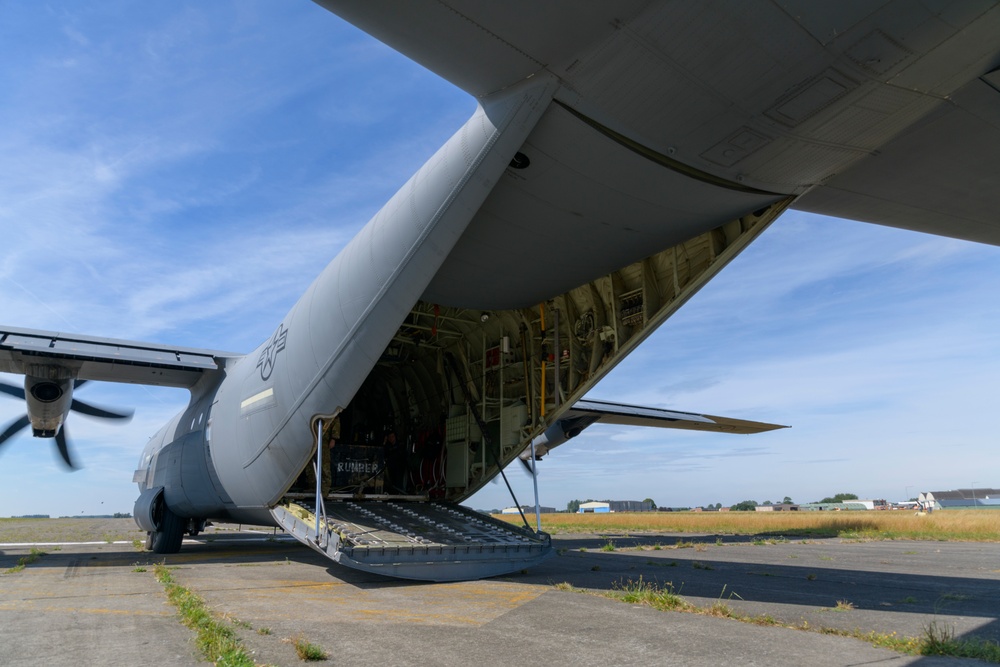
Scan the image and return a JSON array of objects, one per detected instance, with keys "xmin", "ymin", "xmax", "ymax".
[{"xmin": 0, "ymin": 326, "xmax": 240, "ymax": 389}]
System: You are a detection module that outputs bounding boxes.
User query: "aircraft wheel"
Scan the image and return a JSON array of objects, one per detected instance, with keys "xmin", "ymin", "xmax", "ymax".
[
  {"xmin": 144, "ymin": 531, "xmax": 154, "ymax": 551},
  {"xmin": 149, "ymin": 505, "xmax": 185, "ymax": 554}
]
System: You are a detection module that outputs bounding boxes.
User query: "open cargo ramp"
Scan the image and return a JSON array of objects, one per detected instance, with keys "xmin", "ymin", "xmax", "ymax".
[{"xmin": 271, "ymin": 499, "xmax": 552, "ymax": 581}]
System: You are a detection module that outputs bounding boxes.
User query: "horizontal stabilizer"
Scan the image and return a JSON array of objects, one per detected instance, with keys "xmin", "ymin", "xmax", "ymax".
[
  {"xmin": 520, "ymin": 399, "xmax": 786, "ymax": 463},
  {"xmin": 569, "ymin": 399, "xmax": 787, "ymax": 434}
]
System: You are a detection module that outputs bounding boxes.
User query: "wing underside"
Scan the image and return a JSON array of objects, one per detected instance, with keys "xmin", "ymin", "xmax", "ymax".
[
  {"xmin": 318, "ymin": 0, "xmax": 1000, "ymax": 257},
  {"xmin": 0, "ymin": 326, "xmax": 239, "ymax": 388}
]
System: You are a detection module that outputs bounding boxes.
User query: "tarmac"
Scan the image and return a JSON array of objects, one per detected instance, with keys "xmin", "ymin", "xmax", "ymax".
[{"xmin": 1, "ymin": 528, "xmax": 998, "ymax": 666}]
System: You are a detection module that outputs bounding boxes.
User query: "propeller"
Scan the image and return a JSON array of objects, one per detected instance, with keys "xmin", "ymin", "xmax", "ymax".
[
  {"xmin": 0, "ymin": 378, "xmax": 133, "ymax": 470},
  {"xmin": 519, "ymin": 455, "xmax": 537, "ymax": 476}
]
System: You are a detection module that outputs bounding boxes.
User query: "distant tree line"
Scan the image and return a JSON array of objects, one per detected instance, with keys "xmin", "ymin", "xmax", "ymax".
[{"xmin": 816, "ymin": 493, "xmax": 858, "ymax": 504}]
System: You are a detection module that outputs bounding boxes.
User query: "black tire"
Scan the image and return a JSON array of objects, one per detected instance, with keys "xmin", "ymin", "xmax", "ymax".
[{"xmin": 149, "ymin": 504, "xmax": 185, "ymax": 554}]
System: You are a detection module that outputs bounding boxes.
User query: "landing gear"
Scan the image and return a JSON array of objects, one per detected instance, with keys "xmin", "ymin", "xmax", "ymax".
[
  {"xmin": 186, "ymin": 518, "xmax": 206, "ymax": 537},
  {"xmin": 148, "ymin": 504, "xmax": 185, "ymax": 554}
]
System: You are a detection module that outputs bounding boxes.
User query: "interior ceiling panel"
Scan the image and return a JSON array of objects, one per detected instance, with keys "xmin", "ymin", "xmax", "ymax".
[{"xmin": 421, "ymin": 104, "xmax": 783, "ymax": 310}]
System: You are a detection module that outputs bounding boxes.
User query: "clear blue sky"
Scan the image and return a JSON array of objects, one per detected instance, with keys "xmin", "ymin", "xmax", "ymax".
[{"xmin": 1, "ymin": 2, "xmax": 998, "ymax": 517}]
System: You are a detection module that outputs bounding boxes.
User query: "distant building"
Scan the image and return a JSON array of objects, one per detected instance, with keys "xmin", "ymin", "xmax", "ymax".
[
  {"xmin": 754, "ymin": 503, "xmax": 799, "ymax": 512},
  {"xmin": 919, "ymin": 489, "xmax": 1000, "ymax": 510},
  {"xmin": 609, "ymin": 500, "xmax": 654, "ymax": 512},
  {"xmin": 577, "ymin": 500, "xmax": 654, "ymax": 513},
  {"xmin": 798, "ymin": 502, "xmax": 872, "ymax": 511},
  {"xmin": 578, "ymin": 501, "xmax": 610, "ymax": 513},
  {"xmin": 501, "ymin": 505, "xmax": 556, "ymax": 514}
]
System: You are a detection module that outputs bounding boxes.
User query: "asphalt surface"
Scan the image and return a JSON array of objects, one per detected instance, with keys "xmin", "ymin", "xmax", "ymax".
[{"xmin": 1, "ymin": 529, "xmax": 997, "ymax": 666}]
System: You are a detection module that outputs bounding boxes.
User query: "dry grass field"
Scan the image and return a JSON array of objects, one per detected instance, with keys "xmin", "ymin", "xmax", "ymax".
[
  {"xmin": 0, "ymin": 517, "xmax": 145, "ymax": 544},
  {"xmin": 496, "ymin": 509, "xmax": 1000, "ymax": 541},
  {"xmin": 2, "ymin": 510, "xmax": 997, "ymax": 544}
]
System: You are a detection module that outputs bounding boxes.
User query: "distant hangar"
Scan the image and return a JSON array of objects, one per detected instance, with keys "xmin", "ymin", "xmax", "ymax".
[{"xmin": 919, "ymin": 488, "xmax": 1000, "ymax": 510}]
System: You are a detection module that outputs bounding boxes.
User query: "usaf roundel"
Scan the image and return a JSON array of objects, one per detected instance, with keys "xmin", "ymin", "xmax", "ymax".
[{"xmin": 256, "ymin": 324, "xmax": 288, "ymax": 381}]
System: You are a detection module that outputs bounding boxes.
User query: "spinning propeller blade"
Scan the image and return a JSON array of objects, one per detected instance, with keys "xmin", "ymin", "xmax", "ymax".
[
  {"xmin": 0, "ymin": 380, "xmax": 25, "ymax": 400},
  {"xmin": 54, "ymin": 426, "xmax": 78, "ymax": 470},
  {"xmin": 0, "ymin": 414, "xmax": 31, "ymax": 448},
  {"xmin": 0, "ymin": 378, "xmax": 131, "ymax": 469},
  {"xmin": 70, "ymin": 399, "xmax": 133, "ymax": 421}
]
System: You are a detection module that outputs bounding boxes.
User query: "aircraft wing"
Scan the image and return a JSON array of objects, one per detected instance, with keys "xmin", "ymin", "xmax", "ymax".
[
  {"xmin": 791, "ymin": 68, "xmax": 1000, "ymax": 245},
  {"xmin": 567, "ymin": 399, "xmax": 788, "ymax": 435},
  {"xmin": 0, "ymin": 325, "xmax": 241, "ymax": 389},
  {"xmin": 317, "ymin": 0, "xmax": 1000, "ymax": 276}
]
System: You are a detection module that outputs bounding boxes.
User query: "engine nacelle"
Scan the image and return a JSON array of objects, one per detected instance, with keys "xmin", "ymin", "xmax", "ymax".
[{"xmin": 24, "ymin": 375, "xmax": 73, "ymax": 437}]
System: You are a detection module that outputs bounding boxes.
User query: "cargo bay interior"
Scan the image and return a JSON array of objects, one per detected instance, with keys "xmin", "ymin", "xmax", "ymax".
[{"xmin": 286, "ymin": 202, "xmax": 787, "ymax": 507}]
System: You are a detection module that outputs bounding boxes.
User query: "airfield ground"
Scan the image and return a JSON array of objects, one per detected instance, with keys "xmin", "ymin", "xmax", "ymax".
[{"xmin": 1, "ymin": 519, "xmax": 998, "ymax": 666}]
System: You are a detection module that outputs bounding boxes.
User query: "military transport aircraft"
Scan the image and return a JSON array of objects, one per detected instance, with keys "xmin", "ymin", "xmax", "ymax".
[{"xmin": 2, "ymin": 1, "xmax": 1000, "ymax": 580}]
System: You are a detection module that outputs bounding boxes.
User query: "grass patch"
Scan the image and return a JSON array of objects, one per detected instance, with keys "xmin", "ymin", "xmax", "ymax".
[
  {"xmin": 940, "ymin": 592, "xmax": 972, "ymax": 602},
  {"xmin": 577, "ymin": 578, "xmax": 1000, "ymax": 662},
  {"xmin": 606, "ymin": 577, "xmax": 693, "ymax": 612},
  {"xmin": 600, "ymin": 540, "xmax": 616, "ymax": 552},
  {"xmin": 224, "ymin": 614, "xmax": 252, "ymax": 630},
  {"xmin": 4, "ymin": 547, "xmax": 46, "ymax": 574},
  {"xmin": 291, "ymin": 634, "xmax": 329, "ymax": 661},
  {"xmin": 922, "ymin": 621, "xmax": 1000, "ymax": 662},
  {"xmin": 153, "ymin": 564, "xmax": 255, "ymax": 666},
  {"xmin": 820, "ymin": 627, "xmax": 923, "ymax": 653}
]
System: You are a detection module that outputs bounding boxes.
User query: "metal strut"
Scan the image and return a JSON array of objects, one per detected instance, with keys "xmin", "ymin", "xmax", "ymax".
[
  {"xmin": 314, "ymin": 418, "xmax": 326, "ymax": 543},
  {"xmin": 529, "ymin": 434, "xmax": 542, "ymax": 534},
  {"xmin": 444, "ymin": 353, "xmax": 531, "ymax": 531}
]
